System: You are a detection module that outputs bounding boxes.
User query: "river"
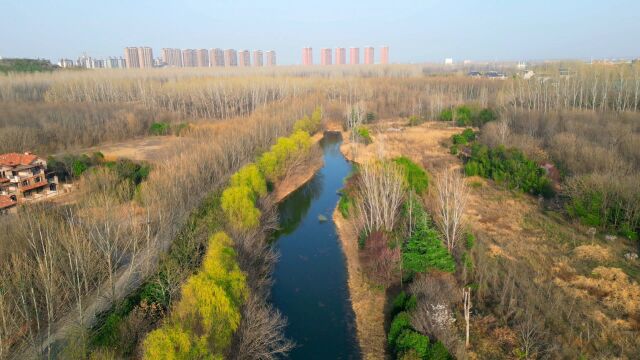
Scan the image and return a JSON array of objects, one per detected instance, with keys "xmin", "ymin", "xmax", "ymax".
[{"xmin": 271, "ymin": 132, "xmax": 361, "ymax": 359}]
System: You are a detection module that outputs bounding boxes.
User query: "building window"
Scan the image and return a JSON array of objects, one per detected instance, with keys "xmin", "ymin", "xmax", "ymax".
[{"xmin": 22, "ymin": 180, "xmax": 29, "ymax": 186}]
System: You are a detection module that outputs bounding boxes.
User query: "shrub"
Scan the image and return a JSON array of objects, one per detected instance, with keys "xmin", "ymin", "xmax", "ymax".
[
  {"xmin": 465, "ymin": 143, "xmax": 554, "ymax": 197},
  {"xmin": 221, "ymin": 186, "xmax": 261, "ymax": 230},
  {"xmin": 393, "ymin": 157, "xmax": 429, "ymax": 195},
  {"xmin": 338, "ymin": 192, "xmax": 352, "ymax": 218},
  {"xmin": 408, "ymin": 115, "xmax": 424, "ymax": 126},
  {"xmin": 455, "ymin": 106, "xmax": 472, "ymax": 126},
  {"xmin": 402, "ymin": 202, "xmax": 455, "ymax": 274},
  {"xmin": 356, "ymin": 126, "xmax": 372, "ymax": 144},
  {"xmin": 230, "ymin": 163, "xmax": 267, "ymax": 199},
  {"xmin": 72, "ymin": 158, "xmax": 89, "ymax": 177},
  {"xmin": 449, "ymin": 145, "xmax": 459, "ymax": 155},
  {"xmin": 464, "ymin": 161, "xmax": 480, "ymax": 176},
  {"xmin": 392, "ymin": 292, "xmax": 409, "ymax": 315},
  {"xmin": 429, "ymin": 340, "xmax": 453, "ymax": 360},
  {"xmin": 396, "ymin": 330, "xmax": 430, "ymax": 358},
  {"xmin": 111, "ymin": 159, "xmax": 150, "ymax": 185},
  {"xmin": 358, "ymin": 229, "xmax": 367, "ymax": 250},
  {"xmin": 465, "ymin": 232, "xmax": 475, "ymax": 250},
  {"xmin": 388, "ymin": 312, "xmax": 412, "ymax": 347},
  {"xmin": 461, "ymin": 128, "xmax": 476, "ymax": 142},
  {"xmin": 438, "ymin": 108, "xmax": 453, "ymax": 122},
  {"xmin": 173, "ymin": 122, "xmax": 190, "ymax": 136},
  {"xmin": 392, "ymin": 291, "xmax": 417, "ymax": 316},
  {"xmin": 451, "ymin": 134, "xmax": 467, "ymax": 145},
  {"xmin": 476, "ymin": 108, "xmax": 497, "ymax": 126},
  {"xmin": 149, "ymin": 122, "xmax": 170, "ymax": 136}
]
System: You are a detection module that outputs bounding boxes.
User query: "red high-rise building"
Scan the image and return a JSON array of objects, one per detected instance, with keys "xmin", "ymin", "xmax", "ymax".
[
  {"xmin": 252, "ymin": 50, "xmax": 263, "ymax": 66},
  {"xmin": 182, "ymin": 49, "xmax": 196, "ymax": 67},
  {"xmin": 196, "ymin": 49, "xmax": 209, "ymax": 67},
  {"xmin": 302, "ymin": 47, "xmax": 313, "ymax": 65},
  {"xmin": 364, "ymin": 46, "xmax": 374, "ymax": 65},
  {"xmin": 210, "ymin": 48, "xmax": 225, "ymax": 67},
  {"xmin": 380, "ymin": 46, "xmax": 389, "ymax": 64},
  {"xmin": 224, "ymin": 49, "xmax": 237, "ymax": 67},
  {"xmin": 238, "ymin": 50, "xmax": 251, "ymax": 67},
  {"xmin": 335, "ymin": 48, "xmax": 346, "ymax": 65},
  {"xmin": 320, "ymin": 48, "xmax": 332, "ymax": 65},
  {"xmin": 349, "ymin": 47, "xmax": 359, "ymax": 65},
  {"xmin": 266, "ymin": 50, "xmax": 276, "ymax": 66}
]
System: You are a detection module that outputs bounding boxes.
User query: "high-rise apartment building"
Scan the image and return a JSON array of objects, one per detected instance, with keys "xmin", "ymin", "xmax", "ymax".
[
  {"xmin": 252, "ymin": 50, "xmax": 263, "ymax": 66},
  {"xmin": 238, "ymin": 50, "xmax": 250, "ymax": 67},
  {"xmin": 210, "ymin": 48, "xmax": 224, "ymax": 67},
  {"xmin": 124, "ymin": 47, "xmax": 140, "ymax": 68},
  {"xmin": 196, "ymin": 49, "xmax": 209, "ymax": 67},
  {"xmin": 266, "ymin": 50, "xmax": 276, "ymax": 66},
  {"xmin": 320, "ymin": 48, "xmax": 332, "ymax": 65},
  {"xmin": 182, "ymin": 49, "xmax": 197, "ymax": 67},
  {"xmin": 302, "ymin": 47, "xmax": 313, "ymax": 65},
  {"xmin": 58, "ymin": 59, "xmax": 74, "ymax": 68},
  {"xmin": 364, "ymin": 46, "xmax": 374, "ymax": 65},
  {"xmin": 137, "ymin": 47, "xmax": 153, "ymax": 68},
  {"xmin": 335, "ymin": 48, "xmax": 346, "ymax": 65},
  {"xmin": 224, "ymin": 49, "xmax": 238, "ymax": 66},
  {"xmin": 349, "ymin": 47, "xmax": 360, "ymax": 65},
  {"xmin": 161, "ymin": 48, "xmax": 183, "ymax": 67},
  {"xmin": 380, "ymin": 46, "xmax": 389, "ymax": 65},
  {"xmin": 105, "ymin": 57, "xmax": 126, "ymax": 69}
]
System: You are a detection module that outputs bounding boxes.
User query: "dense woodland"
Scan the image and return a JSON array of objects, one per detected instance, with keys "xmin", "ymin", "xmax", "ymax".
[{"xmin": 0, "ymin": 62, "xmax": 639, "ymax": 359}]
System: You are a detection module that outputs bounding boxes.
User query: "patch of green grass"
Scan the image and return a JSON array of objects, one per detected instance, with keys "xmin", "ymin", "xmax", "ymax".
[
  {"xmin": 338, "ymin": 192, "xmax": 352, "ymax": 218},
  {"xmin": 393, "ymin": 156, "xmax": 429, "ymax": 194}
]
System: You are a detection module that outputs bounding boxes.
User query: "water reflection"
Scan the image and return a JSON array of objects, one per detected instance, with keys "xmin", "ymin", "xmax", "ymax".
[{"xmin": 271, "ymin": 132, "xmax": 361, "ymax": 359}]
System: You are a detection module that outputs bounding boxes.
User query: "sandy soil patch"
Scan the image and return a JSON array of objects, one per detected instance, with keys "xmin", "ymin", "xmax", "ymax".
[
  {"xmin": 79, "ymin": 136, "xmax": 185, "ymax": 163},
  {"xmin": 333, "ymin": 208, "xmax": 387, "ymax": 360}
]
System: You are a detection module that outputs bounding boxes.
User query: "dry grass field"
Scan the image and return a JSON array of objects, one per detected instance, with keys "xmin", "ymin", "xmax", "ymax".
[{"xmin": 337, "ymin": 119, "xmax": 640, "ymax": 357}]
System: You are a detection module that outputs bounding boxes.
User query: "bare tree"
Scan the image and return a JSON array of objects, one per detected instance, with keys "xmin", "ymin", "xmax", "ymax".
[
  {"xmin": 434, "ymin": 168, "xmax": 468, "ymax": 253},
  {"xmin": 345, "ymin": 102, "xmax": 366, "ymax": 159},
  {"xmin": 463, "ymin": 287, "xmax": 471, "ymax": 348},
  {"xmin": 233, "ymin": 295, "xmax": 294, "ymax": 360},
  {"xmin": 355, "ymin": 161, "xmax": 406, "ymax": 234}
]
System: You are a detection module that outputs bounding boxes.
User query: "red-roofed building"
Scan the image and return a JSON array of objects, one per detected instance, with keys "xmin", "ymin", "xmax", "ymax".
[
  {"xmin": 0, "ymin": 152, "xmax": 58, "ymax": 207},
  {"xmin": 0, "ymin": 195, "xmax": 17, "ymax": 214}
]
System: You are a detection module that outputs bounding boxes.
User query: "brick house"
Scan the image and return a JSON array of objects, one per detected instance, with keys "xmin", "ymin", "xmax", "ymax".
[{"xmin": 0, "ymin": 152, "xmax": 58, "ymax": 205}]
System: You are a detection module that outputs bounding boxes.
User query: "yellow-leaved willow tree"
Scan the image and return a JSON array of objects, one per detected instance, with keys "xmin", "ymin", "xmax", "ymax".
[{"xmin": 142, "ymin": 232, "xmax": 247, "ymax": 359}]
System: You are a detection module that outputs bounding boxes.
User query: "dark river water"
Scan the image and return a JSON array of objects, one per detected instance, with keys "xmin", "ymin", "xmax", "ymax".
[{"xmin": 271, "ymin": 132, "xmax": 361, "ymax": 359}]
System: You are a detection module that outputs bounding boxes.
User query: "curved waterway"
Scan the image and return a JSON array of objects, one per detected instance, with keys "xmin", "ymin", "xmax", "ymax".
[{"xmin": 271, "ymin": 132, "xmax": 361, "ymax": 359}]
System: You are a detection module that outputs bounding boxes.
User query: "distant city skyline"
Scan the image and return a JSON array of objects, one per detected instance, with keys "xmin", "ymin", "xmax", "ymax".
[{"xmin": 1, "ymin": 0, "xmax": 639, "ymax": 64}]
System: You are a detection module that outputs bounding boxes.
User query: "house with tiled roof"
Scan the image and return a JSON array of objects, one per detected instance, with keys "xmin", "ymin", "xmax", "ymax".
[
  {"xmin": 0, "ymin": 152, "xmax": 58, "ymax": 207},
  {"xmin": 0, "ymin": 194, "xmax": 16, "ymax": 214}
]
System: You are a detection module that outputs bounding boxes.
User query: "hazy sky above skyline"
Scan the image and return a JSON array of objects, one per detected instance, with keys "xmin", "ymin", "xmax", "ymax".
[{"xmin": 1, "ymin": 0, "xmax": 638, "ymax": 65}]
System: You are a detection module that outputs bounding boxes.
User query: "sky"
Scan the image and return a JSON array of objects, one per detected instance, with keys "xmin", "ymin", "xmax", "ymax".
[{"xmin": 0, "ymin": 0, "xmax": 638, "ymax": 65}]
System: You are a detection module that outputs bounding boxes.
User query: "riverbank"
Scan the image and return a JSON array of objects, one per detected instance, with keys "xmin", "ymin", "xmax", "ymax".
[
  {"xmin": 333, "ymin": 208, "xmax": 387, "ymax": 359},
  {"xmin": 334, "ymin": 122, "xmax": 465, "ymax": 359},
  {"xmin": 273, "ymin": 132, "xmax": 324, "ymax": 202}
]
